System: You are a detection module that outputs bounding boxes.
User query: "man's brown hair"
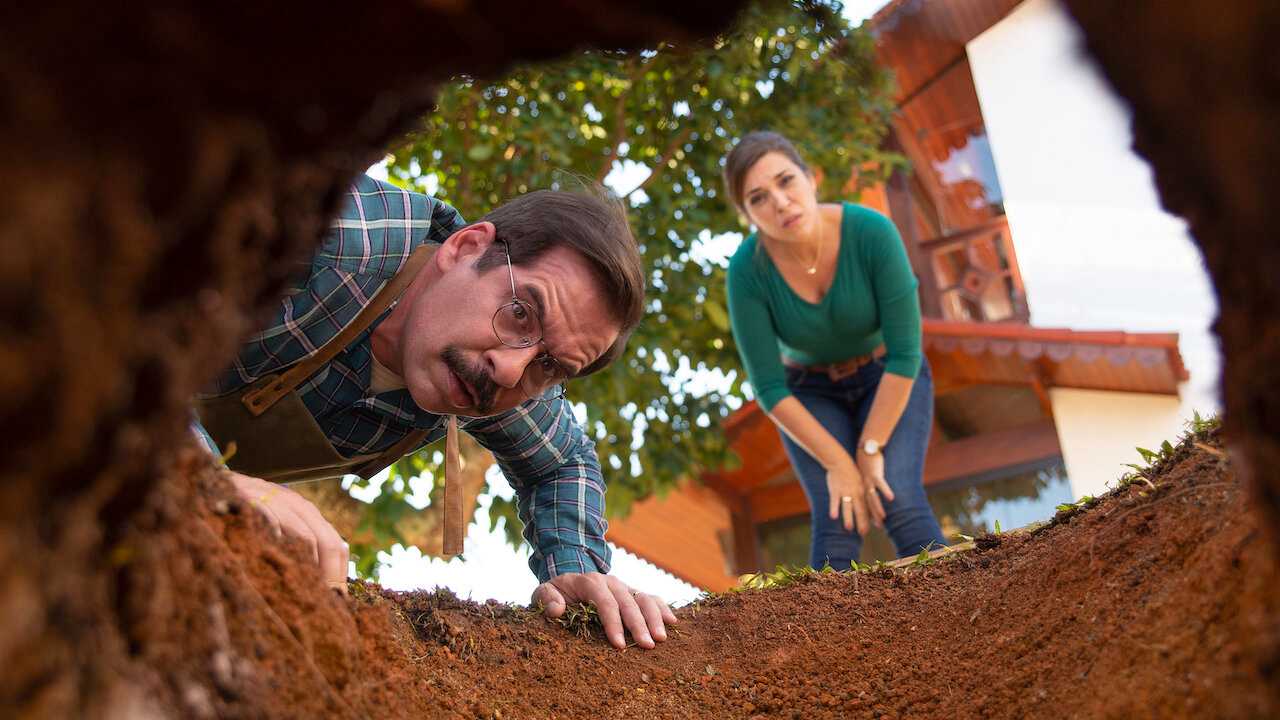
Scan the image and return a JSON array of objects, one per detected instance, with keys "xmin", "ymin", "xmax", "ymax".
[{"xmin": 475, "ymin": 187, "xmax": 645, "ymax": 378}]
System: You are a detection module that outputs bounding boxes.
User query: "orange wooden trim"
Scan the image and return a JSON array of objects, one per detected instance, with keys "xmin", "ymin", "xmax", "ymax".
[{"xmin": 922, "ymin": 319, "xmax": 1181, "ymax": 349}]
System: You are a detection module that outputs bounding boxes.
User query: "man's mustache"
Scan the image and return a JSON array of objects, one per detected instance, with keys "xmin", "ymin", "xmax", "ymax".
[{"xmin": 442, "ymin": 347, "xmax": 497, "ymax": 413}]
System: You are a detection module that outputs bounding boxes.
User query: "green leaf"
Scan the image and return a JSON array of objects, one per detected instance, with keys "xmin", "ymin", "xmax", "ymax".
[{"xmin": 467, "ymin": 144, "xmax": 494, "ymax": 162}]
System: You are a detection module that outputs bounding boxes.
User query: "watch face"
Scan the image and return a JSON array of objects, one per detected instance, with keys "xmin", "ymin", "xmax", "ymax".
[{"xmin": 863, "ymin": 440, "xmax": 880, "ymax": 455}]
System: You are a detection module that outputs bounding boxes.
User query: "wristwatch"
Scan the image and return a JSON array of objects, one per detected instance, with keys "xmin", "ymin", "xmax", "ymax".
[{"xmin": 860, "ymin": 439, "xmax": 882, "ymax": 456}]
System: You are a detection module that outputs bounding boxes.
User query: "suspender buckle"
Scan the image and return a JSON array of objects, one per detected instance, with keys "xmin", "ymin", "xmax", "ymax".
[{"xmin": 241, "ymin": 374, "xmax": 288, "ymax": 416}]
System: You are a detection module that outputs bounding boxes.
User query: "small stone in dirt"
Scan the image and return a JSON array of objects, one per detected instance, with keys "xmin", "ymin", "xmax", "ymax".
[
  {"xmin": 211, "ymin": 651, "xmax": 237, "ymax": 698},
  {"xmin": 181, "ymin": 683, "xmax": 215, "ymax": 719}
]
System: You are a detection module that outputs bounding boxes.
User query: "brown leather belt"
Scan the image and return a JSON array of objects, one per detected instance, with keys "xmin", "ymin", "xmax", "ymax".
[{"xmin": 783, "ymin": 345, "xmax": 886, "ymax": 382}]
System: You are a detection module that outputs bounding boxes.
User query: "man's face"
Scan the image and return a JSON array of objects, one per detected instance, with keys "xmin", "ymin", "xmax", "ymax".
[{"xmin": 398, "ymin": 224, "xmax": 620, "ymax": 417}]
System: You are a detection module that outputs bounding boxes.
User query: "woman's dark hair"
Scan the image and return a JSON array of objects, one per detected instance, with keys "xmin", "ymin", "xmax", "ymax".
[
  {"xmin": 474, "ymin": 187, "xmax": 645, "ymax": 378},
  {"xmin": 722, "ymin": 130, "xmax": 811, "ymax": 214}
]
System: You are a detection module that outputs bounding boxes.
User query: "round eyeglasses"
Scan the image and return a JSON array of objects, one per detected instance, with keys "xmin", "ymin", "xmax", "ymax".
[{"xmin": 491, "ymin": 241, "xmax": 569, "ymax": 402}]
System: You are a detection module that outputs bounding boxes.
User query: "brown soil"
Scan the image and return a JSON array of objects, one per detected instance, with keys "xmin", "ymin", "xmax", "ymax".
[
  {"xmin": 0, "ymin": 3, "xmax": 746, "ymax": 714},
  {"xmin": 86, "ymin": 428, "xmax": 1278, "ymax": 719}
]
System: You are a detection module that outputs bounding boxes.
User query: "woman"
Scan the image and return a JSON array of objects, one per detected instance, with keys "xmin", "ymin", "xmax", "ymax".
[{"xmin": 723, "ymin": 131, "xmax": 946, "ymax": 570}]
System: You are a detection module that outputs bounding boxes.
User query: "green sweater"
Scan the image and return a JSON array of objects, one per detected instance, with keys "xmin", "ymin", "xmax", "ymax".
[{"xmin": 726, "ymin": 202, "xmax": 923, "ymax": 412}]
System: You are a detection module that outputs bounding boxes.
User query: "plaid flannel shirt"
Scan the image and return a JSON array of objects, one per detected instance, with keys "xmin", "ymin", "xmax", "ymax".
[{"xmin": 196, "ymin": 174, "xmax": 612, "ymax": 582}]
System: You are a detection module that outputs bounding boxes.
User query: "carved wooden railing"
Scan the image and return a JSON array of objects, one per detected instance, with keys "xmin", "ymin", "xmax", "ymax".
[{"xmin": 918, "ymin": 216, "xmax": 1029, "ymax": 323}]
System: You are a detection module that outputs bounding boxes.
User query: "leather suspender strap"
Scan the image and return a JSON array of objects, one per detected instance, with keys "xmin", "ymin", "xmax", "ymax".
[
  {"xmin": 242, "ymin": 243, "xmax": 437, "ymax": 416},
  {"xmin": 442, "ymin": 415, "xmax": 465, "ymax": 557}
]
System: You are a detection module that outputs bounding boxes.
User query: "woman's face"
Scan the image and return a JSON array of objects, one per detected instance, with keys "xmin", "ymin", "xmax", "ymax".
[{"xmin": 740, "ymin": 151, "xmax": 820, "ymax": 241}]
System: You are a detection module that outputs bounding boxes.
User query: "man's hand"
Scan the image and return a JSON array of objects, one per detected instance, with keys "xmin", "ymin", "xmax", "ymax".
[
  {"xmin": 223, "ymin": 470, "xmax": 350, "ymax": 592},
  {"xmin": 532, "ymin": 572, "xmax": 678, "ymax": 650}
]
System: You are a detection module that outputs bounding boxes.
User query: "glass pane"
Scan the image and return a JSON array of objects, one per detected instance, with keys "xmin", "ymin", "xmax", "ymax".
[
  {"xmin": 897, "ymin": 58, "xmax": 1006, "ymax": 234},
  {"xmin": 926, "ymin": 460, "xmax": 1073, "ymax": 540}
]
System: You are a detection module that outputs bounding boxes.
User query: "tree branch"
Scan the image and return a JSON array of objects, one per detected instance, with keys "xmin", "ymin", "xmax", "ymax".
[
  {"xmin": 623, "ymin": 125, "xmax": 693, "ymax": 199},
  {"xmin": 596, "ymin": 58, "xmax": 644, "ymax": 182}
]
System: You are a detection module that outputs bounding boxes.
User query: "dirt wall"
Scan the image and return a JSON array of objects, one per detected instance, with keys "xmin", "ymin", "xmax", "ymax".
[
  {"xmin": 1060, "ymin": 0, "xmax": 1280, "ymax": 543},
  {"xmin": 0, "ymin": 2, "xmax": 745, "ymax": 714}
]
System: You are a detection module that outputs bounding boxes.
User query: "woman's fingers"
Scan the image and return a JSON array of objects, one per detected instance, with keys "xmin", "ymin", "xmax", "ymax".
[
  {"xmin": 876, "ymin": 473, "xmax": 896, "ymax": 503},
  {"xmin": 866, "ymin": 485, "xmax": 887, "ymax": 526},
  {"xmin": 839, "ymin": 493, "xmax": 854, "ymax": 531}
]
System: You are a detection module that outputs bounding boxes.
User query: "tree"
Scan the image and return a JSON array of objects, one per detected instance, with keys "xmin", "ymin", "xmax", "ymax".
[{"xmin": 336, "ymin": 0, "xmax": 902, "ymax": 575}]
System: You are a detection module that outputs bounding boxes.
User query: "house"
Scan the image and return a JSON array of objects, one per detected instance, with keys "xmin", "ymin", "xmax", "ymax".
[{"xmin": 605, "ymin": 0, "xmax": 1206, "ymax": 592}]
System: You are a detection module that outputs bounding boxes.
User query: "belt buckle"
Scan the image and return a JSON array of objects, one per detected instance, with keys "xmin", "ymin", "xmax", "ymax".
[{"xmin": 827, "ymin": 360, "xmax": 859, "ymax": 382}]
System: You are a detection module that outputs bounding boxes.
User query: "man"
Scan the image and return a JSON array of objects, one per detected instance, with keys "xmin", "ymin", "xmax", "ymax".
[{"xmin": 194, "ymin": 173, "xmax": 675, "ymax": 650}]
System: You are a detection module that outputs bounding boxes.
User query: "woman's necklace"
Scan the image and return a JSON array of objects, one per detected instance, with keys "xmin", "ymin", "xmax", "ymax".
[{"xmin": 785, "ymin": 221, "xmax": 826, "ymax": 275}]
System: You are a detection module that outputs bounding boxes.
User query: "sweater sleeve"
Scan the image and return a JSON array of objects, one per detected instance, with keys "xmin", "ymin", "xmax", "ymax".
[
  {"xmin": 726, "ymin": 246, "xmax": 792, "ymax": 412},
  {"xmin": 861, "ymin": 210, "xmax": 923, "ymax": 378}
]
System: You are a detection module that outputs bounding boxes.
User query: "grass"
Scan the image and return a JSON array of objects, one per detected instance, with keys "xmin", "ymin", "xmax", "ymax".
[
  {"xmin": 553, "ymin": 603, "xmax": 604, "ymax": 639},
  {"xmin": 1033, "ymin": 411, "xmax": 1222, "ymax": 535}
]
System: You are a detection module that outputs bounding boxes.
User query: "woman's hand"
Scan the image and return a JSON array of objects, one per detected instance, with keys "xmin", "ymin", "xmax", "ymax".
[
  {"xmin": 825, "ymin": 455, "xmax": 871, "ymax": 535},
  {"xmin": 855, "ymin": 449, "xmax": 895, "ymax": 529}
]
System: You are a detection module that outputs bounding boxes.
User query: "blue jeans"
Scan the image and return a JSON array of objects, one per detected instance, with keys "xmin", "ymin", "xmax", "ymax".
[{"xmin": 778, "ymin": 356, "xmax": 946, "ymax": 570}]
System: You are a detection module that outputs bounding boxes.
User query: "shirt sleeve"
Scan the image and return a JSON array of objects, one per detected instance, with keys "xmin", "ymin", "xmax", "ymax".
[
  {"xmin": 190, "ymin": 415, "xmax": 223, "ymax": 460},
  {"xmin": 461, "ymin": 398, "xmax": 612, "ymax": 582},
  {"xmin": 860, "ymin": 210, "xmax": 923, "ymax": 378},
  {"xmin": 726, "ymin": 246, "xmax": 792, "ymax": 412}
]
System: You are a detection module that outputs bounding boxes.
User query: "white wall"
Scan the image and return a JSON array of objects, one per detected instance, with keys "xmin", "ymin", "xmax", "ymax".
[
  {"xmin": 1049, "ymin": 388, "xmax": 1185, "ymax": 498},
  {"xmin": 966, "ymin": 0, "xmax": 1221, "ymax": 443}
]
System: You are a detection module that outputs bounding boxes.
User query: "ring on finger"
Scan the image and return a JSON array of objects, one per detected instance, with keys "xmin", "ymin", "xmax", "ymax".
[{"xmin": 840, "ymin": 496, "xmax": 854, "ymax": 504}]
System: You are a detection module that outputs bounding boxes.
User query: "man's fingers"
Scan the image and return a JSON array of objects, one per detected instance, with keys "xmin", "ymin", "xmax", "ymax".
[
  {"xmin": 631, "ymin": 592, "xmax": 668, "ymax": 643},
  {"xmin": 532, "ymin": 582, "xmax": 567, "ymax": 617},
  {"xmin": 539, "ymin": 574, "xmax": 674, "ymax": 650},
  {"xmin": 263, "ymin": 499, "xmax": 319, "ymax": 563},
  {"xmin": 251, "ymin": 496, "xmax": 285, "ymax": 538},
  {"xmin": 660, "ymin": 601, "xmax": 678, "ymax": 626},
  {"xmin": 584, "ymin": 582, "xmax": 626, "ymax": 649},
  {"xmin": 286, "ymin": 490, "xmax": 350, "ymax": 587},
  {"xmin": 611, "ymin": 585, "xmax": 654, "ymax": 649}
]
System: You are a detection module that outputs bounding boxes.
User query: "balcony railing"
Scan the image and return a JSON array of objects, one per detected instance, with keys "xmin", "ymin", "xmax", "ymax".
[{"xmin": 918, "ymin": 216, "xmax": 1029, "ymax": 323}]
